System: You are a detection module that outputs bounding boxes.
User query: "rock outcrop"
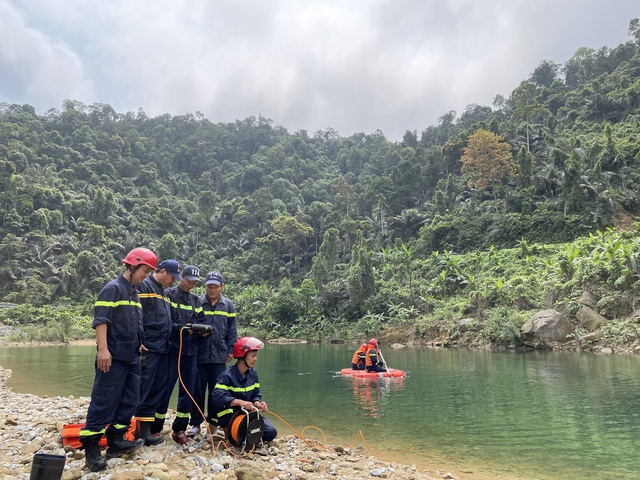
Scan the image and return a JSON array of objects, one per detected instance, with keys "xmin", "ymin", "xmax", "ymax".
[{"xmin": 520, "ymin": 309, "xmax": 575, "ymax": 349}]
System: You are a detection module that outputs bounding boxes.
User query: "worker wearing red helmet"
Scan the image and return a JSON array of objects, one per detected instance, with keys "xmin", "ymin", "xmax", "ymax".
[
  {"xmin": 211, "ymin": 337, "xmax": 277, "ymax": 444},
  {"xmin": 365, "ymin": 338, "xmax": 386, "ymax": 373},
  {"xmin": 80, "ymin": 247, "xmax": 157, "ymax": 472},
  {"xmin": 351, "ymin": 343, "xmax": 368, "ymax": 370}
]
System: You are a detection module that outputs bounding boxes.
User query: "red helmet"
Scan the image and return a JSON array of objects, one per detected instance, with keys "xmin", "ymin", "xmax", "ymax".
[
  {"xmin": 233, "ymin": 336, "xmax": 265, "ymax": 358},
  {"xmin": 361, "ymin": 343, "xmax": 368, "ymax": 350},
  {"xmin": 123, "ymin": 247, "xmax": 158, "ymax": 269},
  {"xmin": 368, "ymin": 338, "xmax": 378, "ymax": 347}
]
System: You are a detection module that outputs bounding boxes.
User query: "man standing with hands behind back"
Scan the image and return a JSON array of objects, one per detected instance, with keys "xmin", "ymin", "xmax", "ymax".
[
  {"xmin": 186, "ymin": 271, "xmax": 237, "ymax": 437},
  {"xmin": 79, "ymin": 247, "xmax": 157, "ymax": 472}
]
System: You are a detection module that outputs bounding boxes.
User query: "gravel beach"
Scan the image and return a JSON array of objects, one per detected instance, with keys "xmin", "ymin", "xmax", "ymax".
[{"xmin": 0, "ymin": 366, "xmax": 461, "ymax": 480}]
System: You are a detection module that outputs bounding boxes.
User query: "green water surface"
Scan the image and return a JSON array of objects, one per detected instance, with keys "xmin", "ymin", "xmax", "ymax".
[{"xmin": 1, "ymin": 344, "xmax": 638, "ymax": 479}]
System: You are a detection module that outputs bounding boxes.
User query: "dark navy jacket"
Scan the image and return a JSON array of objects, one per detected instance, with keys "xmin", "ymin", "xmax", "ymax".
[
  {"xmin": 211, "ymin": 363, "xmax": 261, "ymax": 426},
  {"xmin": 92, "ymin": 274, "xmax": 144, "ymax": 362},
  {"xmin": 165, "ymin": 285, "xmax": 204, "ymax": 356},
  {"xmin": 136, "ymin": 274, "xmax": 172, "ymax": 353},
  {"xmin": 197, "ymin": 294, "xmax": 237, "ymax": 364}
]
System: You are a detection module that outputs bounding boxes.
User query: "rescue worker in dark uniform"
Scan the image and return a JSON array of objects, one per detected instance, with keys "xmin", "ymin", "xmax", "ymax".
[
  {"xmin": 187, "ymin": 271, "xmax": 237, "ymax": 436},
  {"xmin": 132, "ymin": 259, "xmax": 181, "ymax": 446},
  {"xmin": 351, "ymin": 343, "xmax": 368, "ymax": 370},
  {"xmin": 365, "ymin": 338, "xmax": 387, "ymax": 373},
  {"xmin": 79, "ymin": 247, "xmax": 157, "ymax": 472},
  {"xmin": 211, "ymin": 336, "xmax": 277, "ymax": 446},
  {"xmin": 152, "ymin": 265, "xmax": 206, "ymax": 446}
]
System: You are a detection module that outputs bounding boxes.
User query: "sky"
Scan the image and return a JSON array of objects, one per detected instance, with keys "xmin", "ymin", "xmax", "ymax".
[{"xmin": 0, "ymin": 1, "xmax": 638, "ymax": 141}]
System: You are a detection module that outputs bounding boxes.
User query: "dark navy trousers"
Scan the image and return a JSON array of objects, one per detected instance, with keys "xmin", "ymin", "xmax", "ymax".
[
  {"xmin": 155, "ymin": 352, "xmax": 197, "ymax": 432},
  {"xmin": 190, "ymin": 362, "xmax": 226, "ymax": 426},
  {"xmin": 135, "ymin": 351, "xmax": 168, "ymax": 419},
  {"xmin": 81, "ymin": 358, "xmax": 141, "ymax": 437}
]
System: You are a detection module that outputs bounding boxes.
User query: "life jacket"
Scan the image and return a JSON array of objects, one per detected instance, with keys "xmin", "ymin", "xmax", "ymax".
[
  {"xmin": 366, "ymin": 346, "xmax": 379, "ymax": 367},
  {"xmin": 60, "ymin": 420, "xmax": 138, "ymax": 449},
  {"xmin": 351, "ymin": 346, "xmax": 366, "ymax": 365}
]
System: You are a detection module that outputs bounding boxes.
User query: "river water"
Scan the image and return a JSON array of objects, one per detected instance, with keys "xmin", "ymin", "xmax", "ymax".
[{"xmin": 1, "ymin": 343, "xmax": 638, "ymax": 479}]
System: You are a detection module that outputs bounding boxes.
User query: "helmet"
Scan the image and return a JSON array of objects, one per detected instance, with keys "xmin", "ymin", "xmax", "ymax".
[
  {"xmin": 233, "ymin": 336, "xmax": 265, "ymax": 358},
  {"xmin": 123, "ymin": 247, "xmax": 158, "ymax": 269},
  {"xmin": 361, "ymin": 343, "xmax": 368, "ymax": 350},
  {"xmin": 368, "ymin": 338, "xmax": 378, "ymax": 347}
]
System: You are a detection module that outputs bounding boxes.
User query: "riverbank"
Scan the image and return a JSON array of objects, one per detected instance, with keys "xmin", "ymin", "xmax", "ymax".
[{"xmin": 0, "ymin": 366, "xmax": 466, "ymax": 480}]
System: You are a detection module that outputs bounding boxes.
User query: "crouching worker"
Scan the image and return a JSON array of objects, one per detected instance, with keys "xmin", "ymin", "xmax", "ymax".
[
  {"xmin": 79, "ymin": 248, "xmax": 157, "ymax": 472},
  {"xmin": 211, "ymin": 337, "xmax": 277, "ymax": 448}
]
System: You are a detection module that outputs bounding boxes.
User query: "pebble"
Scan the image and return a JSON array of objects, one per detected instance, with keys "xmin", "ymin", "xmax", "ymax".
[{"xmin": 0, "ymin": 366, "xmax": 446, "ymax": 479}]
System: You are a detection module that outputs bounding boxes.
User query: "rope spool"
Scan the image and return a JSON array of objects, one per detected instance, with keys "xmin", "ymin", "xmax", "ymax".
[{"xmin": 228, "ymin": 409, "xmax": 265, "ymax": 447}]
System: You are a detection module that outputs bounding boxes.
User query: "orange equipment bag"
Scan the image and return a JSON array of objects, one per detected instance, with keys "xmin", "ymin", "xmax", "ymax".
[{"xmin": 61, "ymin": 419, "xmax": 138, "ymax": 449}]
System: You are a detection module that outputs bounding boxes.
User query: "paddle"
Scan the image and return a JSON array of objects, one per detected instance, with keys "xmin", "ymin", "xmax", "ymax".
[{"xmin": 377, "ymin": 348, "xmax": 392, "ymax": 377}]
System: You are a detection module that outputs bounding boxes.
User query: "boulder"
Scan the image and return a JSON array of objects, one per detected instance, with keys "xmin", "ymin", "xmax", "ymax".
[
  {"xmin": 520, "ymin": 309, "xmax": 574, "ymax": 349},
  {"xmin": 579, "ymin": 331, "xmax": 604, "ymax": 343},
  {"xmin": 576, "ymin": 306, "xmax": 608, "ymax": 331},
  {"xmin": 458, "ymin": 318, "xmax": 482, "ymax": 332},
  {"xmin": 578, "ymin": 291, "xmax": 597, "ymax": 309}
]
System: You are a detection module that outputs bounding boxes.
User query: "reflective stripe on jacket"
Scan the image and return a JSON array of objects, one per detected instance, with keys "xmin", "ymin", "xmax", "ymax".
[
  {"xmin": 92, "ymin": 274, "xmax": 144, "ymax": 362},
  {"xmin": 211, "ymin": 363, "xmax": 261, "ymax": 426},
  {"xmin": 197, "ymin": 294, "xmax": 237, "ymax": 364},
  {"xmin": 137, "ymin": 274, "xmax": 172, "ymax": 353},
  {"xmin": 351, "ymin": 347, "xmax": 366, "ymax": 365},
  {"xmin": 165, "ymin": 285, "xmax": 204, "ymax": 356},
  {"xmin": 366, "ymin": 347, "xmax": 381, "ymax": 367}
]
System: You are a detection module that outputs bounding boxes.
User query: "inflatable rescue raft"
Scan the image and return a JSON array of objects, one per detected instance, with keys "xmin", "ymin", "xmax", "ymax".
[{"xmin": 340, "ymin": 368, "xmax": 406, "ymax": 378}]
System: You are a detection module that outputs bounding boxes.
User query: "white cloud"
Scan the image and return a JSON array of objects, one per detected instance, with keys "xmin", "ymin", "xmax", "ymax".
[
  {"xmin": 0, "ymin": 0, "xmax": 94, "ymax": 108},
  {"xmin": 1, "ymin": 0, "xmax": 637, "ymax": 139}
]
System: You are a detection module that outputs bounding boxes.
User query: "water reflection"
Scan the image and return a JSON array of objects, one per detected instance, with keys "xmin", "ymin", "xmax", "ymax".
[
  {"xmin": 3, "ymin": 345, "xmax": 640, "ymax": 479},
  {"xmin": 348, "ymin": 377, "xmax": 405, "ymax": 418}
]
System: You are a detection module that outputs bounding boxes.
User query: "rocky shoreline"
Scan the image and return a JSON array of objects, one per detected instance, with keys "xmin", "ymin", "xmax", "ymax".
[{"xmin": 0, "ymin": 366, "xmax": 460, "ymax": 480}]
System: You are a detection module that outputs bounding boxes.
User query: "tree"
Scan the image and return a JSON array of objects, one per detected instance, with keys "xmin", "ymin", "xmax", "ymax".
[
  {"xmin": 460, "ymin": 129, "xmax": 515, "ymax": 202},
  {"xmin": 515, "ymin": 146, "xmax": 535, "ymax": 187},
  {"xmin": 309, "ymin": 227, "xmax": 341, "ymax": 287},
  {"xmin": 346, "ymin": 232, "xmax": 375, "ymax": 318},
  {"xmin": 156, "ymin": 233, "xmax": 179, "ymax": 262},
  {"xmin": 628, "ymin": 18, "xmax": 640, "ymax": 44},
  {"xmin": 258, "ymin": 214, "xmax": 314, "ymax": 268},
  {"xmin": 563, "ymin": 47, "xmax": 597, "ymax": 87},
  {"xmin": 0, "ymin": 159, "xmax": 17, "ymax": 229},
  {"xmin": 508, "ymin": 81, "xmax": 550, "ymax": 152},
  {"xmin": 529, "ymin": 60, "xmax": 560, "ymax": 88}
]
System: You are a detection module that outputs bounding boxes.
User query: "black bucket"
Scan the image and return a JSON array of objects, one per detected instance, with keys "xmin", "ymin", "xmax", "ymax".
[{"xmin": 29, "ymin": 453, "xmax": 66, "ymax": 480}]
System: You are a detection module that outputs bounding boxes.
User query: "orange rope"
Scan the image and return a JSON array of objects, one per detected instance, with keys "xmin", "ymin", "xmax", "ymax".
[
  {"xmin": 177, "ymin": 330, "xmax": 413, "ymax": 458},
  {"xmin": 177, "ymin": 329, "xmax": 255, "ymax": 458},
  {"xmin": 266, "ymin": 410, "xmax": 416, "ymax": 456}
]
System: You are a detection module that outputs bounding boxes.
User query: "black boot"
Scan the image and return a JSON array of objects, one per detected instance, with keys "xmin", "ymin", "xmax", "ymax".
[
  {"xmin": 105, "ymin": 429, "xmax": 144, "ymax": 459},
  {"xmin": 134, "ymin": 420, "xmax": 164, "ymax": 445},
  {"xmin": 150, "ymin": 416, "xmax": 165, "ymax": 435},
  {"xmin": 80, "ymin": 435, "xmax": 107, "ymax": 472}
]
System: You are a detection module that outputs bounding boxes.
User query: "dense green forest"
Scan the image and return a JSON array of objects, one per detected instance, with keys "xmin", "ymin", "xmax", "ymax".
[{"xmin": 1, "ymin": 21, "xmax": 640, "ymax": 348}]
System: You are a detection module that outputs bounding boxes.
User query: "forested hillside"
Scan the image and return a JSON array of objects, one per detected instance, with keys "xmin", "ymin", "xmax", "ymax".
[{"xmin": 1, "ymin": 21, "xmax": 640, "ymax": 346}]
